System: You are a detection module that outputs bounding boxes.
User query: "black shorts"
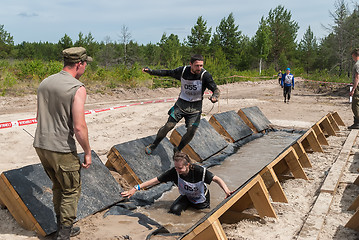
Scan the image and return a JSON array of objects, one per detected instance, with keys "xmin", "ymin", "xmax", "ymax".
[{"xmin": 168, "ymin": 104, "xmax": 201, "ymax": 128}]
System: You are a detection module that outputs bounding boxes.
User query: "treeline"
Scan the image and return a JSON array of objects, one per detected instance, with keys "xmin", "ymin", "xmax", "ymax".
[{"xmin": 0, "ymin": 1, "xmax": 358, "ymax": 95}]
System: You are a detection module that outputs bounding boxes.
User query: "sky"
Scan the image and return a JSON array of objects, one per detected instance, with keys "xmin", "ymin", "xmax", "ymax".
[{"xmin": 0, "ymin": 0, "xmax": 349, "ymax": 45}]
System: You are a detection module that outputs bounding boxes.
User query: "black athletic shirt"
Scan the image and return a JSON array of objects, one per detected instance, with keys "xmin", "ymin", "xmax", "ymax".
[
  {"xmin": 148, "ymin": 66, "xmax": 220, "ymax": 113},
  {"xmin": 157, "ymin": 164, "xmax": 214, "ymax": 185}
]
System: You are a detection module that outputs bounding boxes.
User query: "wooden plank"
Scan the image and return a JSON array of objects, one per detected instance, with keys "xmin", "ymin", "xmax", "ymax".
[
  {"xmin": 284, "ymin": 148, "xmax": 309, "ymax": 180},
  {"xmin": 209, "ymin": 116, "xmax": 234, "ymax": 142},
  {"xmin": 346, "ymin": 209, "xmax": 359, "ymax": 232},
  {"xmin": 170, "ymin": 129, "xmax": 201, "ymax": 162},
  {"xmin": 248, "ymin": 177, "xmax": 277, "ymax": 218},
  {"xmin": 348, "ymin": 195, "xmax": 359, "ymax": 211},
  {"xmin": 319, "ymin": 117, "xmax": 336, "ymax": 136},
  {"xmin": 297, "ymin": 192, "xmax": 333, "ymax": 240},
  {"xmin": 331, "ymin": 111, "xmax": 345, "ymax": 126},
  {"xmin": 312, "ymin": 123, "xmax": 329, "ymax": 146},
  {"xmin": 321, "ymin": 130, "xmax": 359, "ymax": 194},
  {"xmin": 238, "ymin": 109, "xmax": 258, "ymax": 133},
  {"xmin": 292, "ymin": 142, "xmax": 312, "ymax": 168},
  {"xmin": 327, "ymin": 113, "xmax": 340, "ymax": 132}
]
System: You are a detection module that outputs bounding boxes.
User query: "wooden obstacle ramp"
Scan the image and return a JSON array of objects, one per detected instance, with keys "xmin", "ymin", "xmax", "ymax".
[
  {"xmin": 179, "ymin": 175, "xmax": 277, "ymax": 240},
  {"xmin": 238, "ymin": 106, "xmax": 272, "ymax": 133},
  {"xmin": 106, "ymin": 135, "xmax": 174, "ymax": 186},
  {"xmin": 0, "ymin": 151, "xmax": 123, "ymax": 236},
  {"xmin": 209, "ymin": 110, "xmax": 253, "ymax": 143},
  {"xmin": 170, "ymin": 119, "xmax": 229, "ymax": 162},
  {"xmin": 178, "ymin": 112, "xmax": 343, "ymax": 240}
]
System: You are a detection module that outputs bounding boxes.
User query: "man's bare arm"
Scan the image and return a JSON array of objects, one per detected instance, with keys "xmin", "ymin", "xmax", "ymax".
[{"xmin": 72, "ymin": 86, "xmax": 92, "ymax": 168}]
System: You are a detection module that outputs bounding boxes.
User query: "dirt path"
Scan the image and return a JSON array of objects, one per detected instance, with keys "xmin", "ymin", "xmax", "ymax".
[{"xmin": 0, "ymin": 79, "xmax": 358, "ymax": 240}]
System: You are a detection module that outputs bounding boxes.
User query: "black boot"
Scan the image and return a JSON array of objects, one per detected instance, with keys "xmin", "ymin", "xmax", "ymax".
[
  {"xmin": 55, "ymin": 216, "xmax": 80, "ymax": 239},
  {"xmin": 56, "ymin": 225, "xmax": 71, "ymax": 240},
  {"xmin": 348, "ymin": 117, "xmax": 359, "ymax": 129}
]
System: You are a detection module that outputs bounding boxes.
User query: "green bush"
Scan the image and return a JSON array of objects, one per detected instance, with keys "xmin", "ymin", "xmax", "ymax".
[{"xmin": 0, "ymin": 70, "xmax": 17, "ymax": 95}]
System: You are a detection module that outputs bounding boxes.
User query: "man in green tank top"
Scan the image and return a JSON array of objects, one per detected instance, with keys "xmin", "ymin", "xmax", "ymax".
[
  {"xmin": 349, "ymin": 48, "xmax": 359, "ymax": 129},
  {"xmin": 33, "ymin": 47, "xmax": 92, "ymax": 239}
]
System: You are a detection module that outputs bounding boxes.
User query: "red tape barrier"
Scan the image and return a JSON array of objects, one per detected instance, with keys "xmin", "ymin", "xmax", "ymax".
[{"xmin": 0, "ymin": 97, "xmax": 178, "ymax": 130}]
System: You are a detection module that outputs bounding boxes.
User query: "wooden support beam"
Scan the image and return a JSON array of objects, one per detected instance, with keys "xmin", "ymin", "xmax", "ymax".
[
  {"xmin": 228, "ymin": 192, "xmax": 253, "ymax": 213},
  {"xmin": 0, "ymin": 191, "xmax": 5, "ymax": 208},
  {"xmin": 261, "ymin": 168, "xmax": 288, "ymax": 203},
  {"xmin": 319, "ymin": 117, "xmax": 336, "ymax": 136},
  {"xmin": 208, "ymin": 117, "xmax": 234, "ymax": 143},
  {"xmin": 237, "ymin": 109, "xmax": 258, "ymax": 133},
  {"xmin": 0, "ymin": 173, "xmax": 46, "ymax": 236},
  {"xmin": 170, "ymin": 129, "xmax": 202, "ymax": 162},
  {"xmin": 248, "ymin": 177, "xmax": 277, "ymax": 218},
  {"xmin": 284, "ymin": 148, "xmax": 309, "ymax": 180},
  {"xmin": 345, "ymin": 209, "xmax": 359, "ymax": 232},
  {"xmin": 305, "ymin": 130, "xmax": 324, "ymax": 153},
  {"xmin": 331, "ymin": 111, "xmax": 345, "ymax": 126},
  {"xmin": 354, "ymin": 175, "xmax": 359, "ymax": 186},
  {"xmin": 312, "ymin": 123, "xmax": 329, "ymax": 146},
  {"xmin": 348, "ymin": 195, "xmax": 359, "ymax": 211},
  {"xmin": 190, "ymin": 218, "xmax": 227, "ymax": 240},
  {"xmin": 106, "ymin": 147, "xmax": 142, "ymax": 186},
  {"xmin": 292, "ymin": 142, "xmax": 312, "ymax": 168},
  {"xmin": 219, "ymin": 210, "xmax": 260, "ymax": 224},
  {"xmin": 272, "ymin": 159, "xmax": 291, "ymax": 180},
  {"xmin": 327, "ymin": 113, "xmax": 340, "ymax": 132}
]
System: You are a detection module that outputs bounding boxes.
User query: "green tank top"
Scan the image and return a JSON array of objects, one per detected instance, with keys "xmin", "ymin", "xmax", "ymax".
[{"xmin": 33, "ymin": 70, "xmax": 84, "ymax": 152}]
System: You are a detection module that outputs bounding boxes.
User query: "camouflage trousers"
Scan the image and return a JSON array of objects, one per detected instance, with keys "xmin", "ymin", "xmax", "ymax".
[
  {"xmin": 35, "ymin": 148, "xmax": 81, "ymax": 227},
  {"xmin": 352, "ymin": 88, "xmax": 359, "ymax": 122}
]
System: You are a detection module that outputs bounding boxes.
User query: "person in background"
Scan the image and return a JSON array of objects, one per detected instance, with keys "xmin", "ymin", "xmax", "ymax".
[
  {"xmin": 121, "ymin": 152, "xmax": 233, "ymax": 216},
  {"xmin": 349, "ymin": 48, "xmax": 359, "ymax": 129},
  {"xmin": 33, "ymin": 47, "xmax": 92, "ymax": 240},
  {"xmin": 277, "ymin": 70, "xmax": 282, "ymax": 85},
  {"xmin": 142, "ymin": 54, "xmax": 220, "ymax": 155},
  {"xmin": 281, "ymin": 68, "xmax": 295, "ymax": 103}
]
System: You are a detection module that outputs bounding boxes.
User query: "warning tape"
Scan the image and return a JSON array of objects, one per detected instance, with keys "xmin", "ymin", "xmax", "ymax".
[{"xmin": 0, "ymin": 97, "xmax": 178, "ymax": 130}]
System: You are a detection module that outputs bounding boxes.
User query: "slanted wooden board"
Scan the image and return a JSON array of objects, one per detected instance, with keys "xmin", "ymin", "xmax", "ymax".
[
  {"xmin": 346, "ymin": 209, "xmax": 359, "ymax": 232},
  {"xmin": 0, "ymin": 151, "xmax": 123, "ymax": 236},
  {"xmin": 106, "ymin": 135, "xmax": 174, "ymax": 185},
  {"xmin": 209, "ymin": 110, "xmax": 253, "ymax": 143},
  {"xmin": 170, "ymin": 119, "xmax": 229, "ymax": 162},
  {"xmin": 238, "ymin": 106, "xmax": 271, "ymax": 133}
]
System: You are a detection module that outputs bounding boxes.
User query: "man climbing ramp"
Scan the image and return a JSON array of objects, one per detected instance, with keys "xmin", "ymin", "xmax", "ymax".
[{"xmin": 142, "ymin": 54, "xmax": 220, "ymax": 155}]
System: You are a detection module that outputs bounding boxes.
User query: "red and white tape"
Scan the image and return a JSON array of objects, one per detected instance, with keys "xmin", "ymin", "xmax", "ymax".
[{"xmin": 0, "ymin": 97, "xmax": 177, "ymax": 130}]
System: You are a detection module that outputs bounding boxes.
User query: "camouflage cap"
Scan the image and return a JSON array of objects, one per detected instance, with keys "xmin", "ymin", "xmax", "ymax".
[{"xmin": 62, "ymin": 47, "xmax": 93, "ymax": 63}]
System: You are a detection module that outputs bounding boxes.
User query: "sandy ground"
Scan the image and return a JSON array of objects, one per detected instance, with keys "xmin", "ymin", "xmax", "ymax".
[{"xmin": 0, "ymin": 78, "xmax": 359, "ymax": 240}]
